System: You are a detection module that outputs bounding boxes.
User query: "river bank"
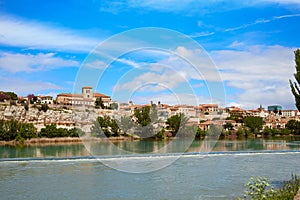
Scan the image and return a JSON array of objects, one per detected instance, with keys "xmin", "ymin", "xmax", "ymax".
[{"xmin": 0, "ymin": 136, "xmax": 140, "ymax": 146}]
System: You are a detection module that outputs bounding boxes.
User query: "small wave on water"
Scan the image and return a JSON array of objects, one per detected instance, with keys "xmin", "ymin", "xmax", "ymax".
[{"xmin": 1, "ymin": 149, "xmax": 300, "ymax": 163}]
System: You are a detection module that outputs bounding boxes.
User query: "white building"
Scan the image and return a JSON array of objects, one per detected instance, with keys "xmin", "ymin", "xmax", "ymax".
[{"xmin": 56, "ymin": 86, "xmax": 111, "ymax": 107}]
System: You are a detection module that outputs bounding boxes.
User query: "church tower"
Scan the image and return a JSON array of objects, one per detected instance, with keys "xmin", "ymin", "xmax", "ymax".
[{"xmin": 82, "ymin": 86, "xmax": 93, "ymax": 99}]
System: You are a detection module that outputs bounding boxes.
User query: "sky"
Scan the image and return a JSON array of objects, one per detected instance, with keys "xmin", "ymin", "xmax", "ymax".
[{"xmin": 0, "ymin": 0, "xmax": 300, "ymax": 109}]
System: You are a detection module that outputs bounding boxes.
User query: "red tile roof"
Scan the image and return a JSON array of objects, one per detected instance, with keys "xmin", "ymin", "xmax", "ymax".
[{"xmin": 93, "ymin": 93, "xmax": 110, "ymax": 98}]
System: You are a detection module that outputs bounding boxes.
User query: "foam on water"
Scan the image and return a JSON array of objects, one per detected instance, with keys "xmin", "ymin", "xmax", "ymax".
[{"xmin": 1, "ymin": 149, "xmax": 300, "ymax": 164}]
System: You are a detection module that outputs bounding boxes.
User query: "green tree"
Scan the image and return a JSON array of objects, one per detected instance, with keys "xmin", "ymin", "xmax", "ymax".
[
  {"xmin": 166, "ymin": 113, "xmax": 189, "ymax": 136},
  {"xmin": 134, "ymin": 106, "xmax": 152, "ymax": 126},
  {"xmin": 224, "ymin": 122, "xmax": 233, "ymax": 130},
  {"xmin": 110, "ymin": 102, "xmax": 118, "ymax": 110},
  {"xmin": 0, "ymin": 92, "xmax": 10, "ymax": 102},
  {"xmin": 285, "ymin": 119, "xmax": 300, "ymax": 135},
  {"xmin": 91, "ymin": 116, "xmax": 120, "ymax": 137},
  {"xmin": 155, "ymin": 128, "xmax": 165, "ymax": 139},
  {"xmin": 195, "ymin": 128, "xmax": 206, "ymax": 139},
  {"xmin": 0, "ymin": 120, "xmax": 37, "ymax": 141},
  {"xmin": 4, "ymin": 92, "xmax": 18, "ymax": 100},
  {"xmin": 39, "ymin": 124, "xmax": 82, "ymax": 138},
  {"xmin": 244, "ymin": 116, "xmax": 263, "ymax": 133},
  {"xmin": 95, "ymin": 97, "xmax": 104, "ymax": 109},
  {"xmin": 39, "ymin": 104, "xmax": 49, "ymax": 112},
  {"xmin": 119, "ymin": 116, "xmax": 134, "ymax": 135},
  {"xmin": 290, "ymin": 49, "xmax": 300, "ymax": 111},
  {"xmin": 110, "ymin": 119, "xmax": 120, "ymax": 136},
  {"xmin": 19, "ymin": 123, "xmax": 37, "ymax": 139},
  {"xmin": 40, "ymin": 124, "xmax": 59, "ymax": 138}
]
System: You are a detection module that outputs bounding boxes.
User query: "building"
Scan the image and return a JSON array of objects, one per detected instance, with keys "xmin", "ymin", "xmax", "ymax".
[
  {"xmin": 198, "ymin": 104, "xmax": 219, "ymax": 114},
  {"xmin": 38, "ymin": 96, "xmax": 53, "ymax": 104},
  {"xmin": 267, "ymin": 105, "xmax": 282, "ymax": 112},
  {"xmin": 56, "ymin": 86, "xmax": 111, "ymax": 107},
  {"xmin": 280, "ymin": 110, "xmax": 298, "ymax": 117},
  {"xmin": 176, "ymin": 105, "xmax": 197, "ymax": 117}
]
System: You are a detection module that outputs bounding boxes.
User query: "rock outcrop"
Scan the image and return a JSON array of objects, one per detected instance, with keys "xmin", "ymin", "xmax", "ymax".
[{"xmin": 0, "ymin": 105, "xmax": 96, "ymax": 132}]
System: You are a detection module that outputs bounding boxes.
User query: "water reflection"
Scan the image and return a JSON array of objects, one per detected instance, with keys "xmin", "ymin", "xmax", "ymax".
[{"xmin": 1, "ymin": 138, "xmax": 300, "ymax": 159}]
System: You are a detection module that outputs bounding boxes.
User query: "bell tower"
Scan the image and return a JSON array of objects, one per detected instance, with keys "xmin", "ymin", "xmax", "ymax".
[{"xmin": 82, "ymin": 86, "xmax": 93, "ymax": 99}]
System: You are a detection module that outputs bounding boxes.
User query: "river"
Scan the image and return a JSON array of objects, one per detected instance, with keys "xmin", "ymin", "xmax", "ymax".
[{"xmin": 1, "ymin": 138, "xmax": 300, "ymax": 199}]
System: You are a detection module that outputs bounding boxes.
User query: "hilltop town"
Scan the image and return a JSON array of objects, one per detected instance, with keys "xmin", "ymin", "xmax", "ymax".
[{"xmin": 1, "ymin": 86, "xmax": 299, "ymax": 137}]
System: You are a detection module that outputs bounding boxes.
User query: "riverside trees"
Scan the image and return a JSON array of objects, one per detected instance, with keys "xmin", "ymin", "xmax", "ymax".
[
  {"xmin": 0, "ymin": 120, "xmax": 84, "ymax": 141},
  {"xmin": 0, "ymin": 120, "xmax": 37, "ymax": 141},
  {"xmin": 91, "ymin": 115, "xmax": 121, "ymax": 137},
  {"xmin": 244, "ymin": 116, "xmax": 263, "ymax": 133}
]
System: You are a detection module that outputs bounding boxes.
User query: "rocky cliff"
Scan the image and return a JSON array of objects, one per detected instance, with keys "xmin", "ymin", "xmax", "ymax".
[{"xmin": 0, "ymin": 105, "xmax": 97, "ymax": 132}]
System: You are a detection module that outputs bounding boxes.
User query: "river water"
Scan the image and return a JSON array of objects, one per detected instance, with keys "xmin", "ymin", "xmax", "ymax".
[{"xmin": 1, "ymin": 138, "xmax": 300, "ymax": 199}]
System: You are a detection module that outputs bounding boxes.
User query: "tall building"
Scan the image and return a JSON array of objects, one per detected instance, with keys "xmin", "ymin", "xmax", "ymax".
[{"xmin": 57, "ymin": 86, "xmax": 111, "ymax": 107}]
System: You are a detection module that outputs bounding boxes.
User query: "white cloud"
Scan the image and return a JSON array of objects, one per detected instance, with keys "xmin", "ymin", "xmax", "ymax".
[
  {"xmin": 164, "ymin": 46, "xmax": 221, "ymax": 82},
  {"xmin": 99, "ymin": 0, "xmax": 300, "ymax": 14},
  {"xmin": 228, "ymin": 41, "xmax": 245, "ymax": 48},
  {"xmin": 212, "ymin": 45, "xmax": 294, "ymax": 83},
  {"xmin": 0, "ymin": 16, "xmax": 100, "ymax": 52},
  {"xmin": 114, "ymin": 44, "xmax": 297, "ymax": 109},
  {"xmin": 114, "ymin": 70, "xmax": 187, "ymax": 92},
  {"xmin": 0, "ymin": 77, "xmax": 64, "ymax": 96},
  {"xmin": 224, "ymin": 13, "xmax": 300, "ymax": 32},
  {"xmin": 116, "ymin": 58, "xmax": 142, "ymax": 68},
  {"xmin": 84, "ymin": 60, "xmax": 107, "ymax": 69},
  {"xmin": 188, "ymin": 31, "xmax": 215, "ymax": 38},
  {"xmin": 211, "ymin": 45, "xmax": 296, "ymax": 109},
  {"xmin": 0, "ymin": 52, "xmax": 79, "ymax": 73},
  {"xmin": 128, "ymin": 92, "xmax": 224, "ymax": 106}
]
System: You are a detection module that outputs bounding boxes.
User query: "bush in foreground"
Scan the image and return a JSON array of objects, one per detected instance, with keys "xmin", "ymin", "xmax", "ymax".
[{"xmin": 238, "ymin": 175, "xmax": 300, "ymax": 200}]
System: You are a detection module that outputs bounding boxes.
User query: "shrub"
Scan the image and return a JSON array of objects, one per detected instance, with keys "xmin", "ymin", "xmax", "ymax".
[{"xmin": 238, "ymin": 175, "xmax": 300, "ymax": 200}]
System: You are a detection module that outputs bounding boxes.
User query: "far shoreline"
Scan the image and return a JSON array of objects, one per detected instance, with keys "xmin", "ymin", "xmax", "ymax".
[
  {"xmin": 1, "ymin": 135, "xmax": 300, "ymax": 147},
  {"xmin": 0, "ymin": 136, "xmax": 141, "ymax": 146}
]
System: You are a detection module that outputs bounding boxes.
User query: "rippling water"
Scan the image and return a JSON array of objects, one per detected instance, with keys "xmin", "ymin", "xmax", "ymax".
[{"xmin": 1, "ymin": 138, "xmax": 300, "ymax": 199}]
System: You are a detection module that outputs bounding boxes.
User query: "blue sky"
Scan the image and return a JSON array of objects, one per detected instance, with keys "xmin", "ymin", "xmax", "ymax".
[{"xmin": 0, "ymin": 0, "xmax": 300, "ymax": 109}]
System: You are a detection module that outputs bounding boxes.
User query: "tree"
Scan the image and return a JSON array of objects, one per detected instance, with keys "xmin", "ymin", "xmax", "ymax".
[
  {"xmin": 110, "ymin": 102, "xmax": 118, "ymax": 110},
  {"xmin": 290, "ymin": 49, "xmax": 300, "ymax": 111},
  {"xmin": 166, "ymin": 113, "xmax": 189, "ymax": 136},
  {"xmin": 285, "ymin": 119, "xmax": 300, "ymax": 135},
  {"xmin": 4, "ymin": 92, "xmax": 18, "ymax": 100},
  {"xmin": 195, "ymin": 128, "xmax": 206, "ymax": 139},
  {"xmin": 19, "ymin": 123, "xmax": 37, "ymax": 139},
  {"xmin": 132, "ymin": 106, "xmax": 159, "ymax": 138},
  {"xmin": 27, "ymin": 94, "xmax": 37, "ymax": 104},
  {"xmin": 244, "ymin": 116, "xmax": 263, "ymax": 133},
  {"xmin": 133, "ymin": 106, "xmax": 151, "ymax": 126},
  {"xmin": 224, "ymin": 122, "xmax": 233, "ymax": 130},
  {"xmin": 0, "ymin": 92, "xmax": 10, "ymax": 102},
  {"xmin": 119, "ymin": 116, "xmax": 134, "ymax": 135},
  {"xmin": 40, "ymin": 104, "xmax": 49, "ymax": 112},
  {"xmin": 90, "ymin": 116, "xmax": 121, "ymax": 137},
  {"xmin": 95, "ymin": 97, "xmax": 104, "ymax": 109}
]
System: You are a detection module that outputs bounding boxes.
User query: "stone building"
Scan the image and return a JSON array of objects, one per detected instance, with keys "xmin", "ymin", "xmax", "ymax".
[{"xmin": 56, "ymin": 86, "xmax": 111, "ymax": 107}]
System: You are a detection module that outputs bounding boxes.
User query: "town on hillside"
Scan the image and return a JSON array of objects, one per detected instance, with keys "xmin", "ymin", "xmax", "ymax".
[{"xmin": 0, "ymin": 86, "xmax": 299, "ymax": 133}]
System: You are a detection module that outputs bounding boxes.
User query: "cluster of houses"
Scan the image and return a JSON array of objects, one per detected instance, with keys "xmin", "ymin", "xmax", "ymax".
[{"xmin": 16, "ymin": 86, "xmax": 300, "ymax": 130}]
